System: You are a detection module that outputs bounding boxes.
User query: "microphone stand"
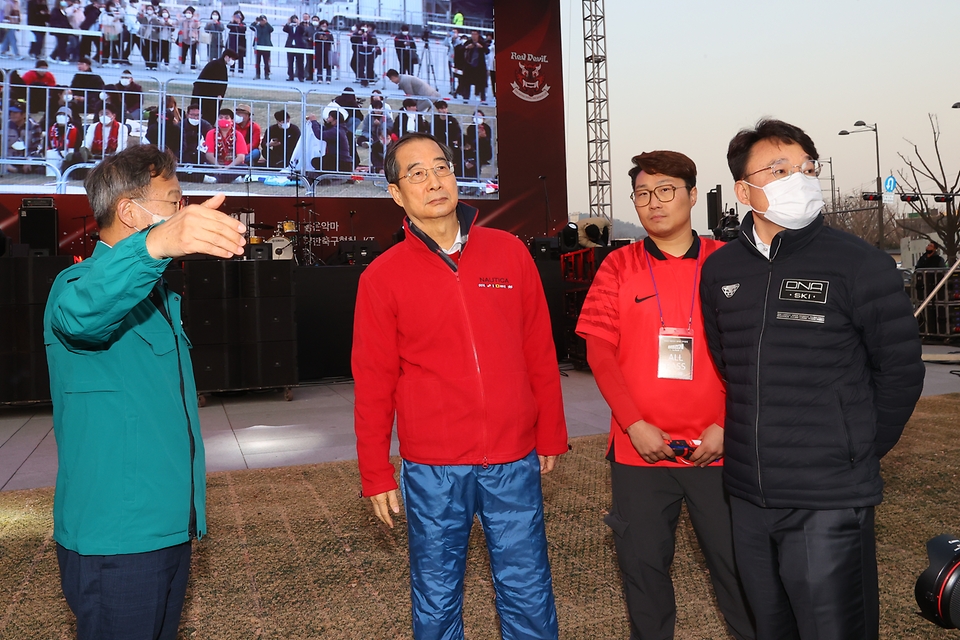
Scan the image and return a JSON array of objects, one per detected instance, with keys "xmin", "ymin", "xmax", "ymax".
[{"xmin": 539, "ymin": 175, "xmax": 550, "ymax": 236}]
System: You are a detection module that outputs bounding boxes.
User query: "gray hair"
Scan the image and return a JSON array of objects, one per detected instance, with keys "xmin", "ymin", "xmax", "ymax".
[
  {"xmin": 84, "ymin": 145, "xmax": 178, "ymax": 229},
  {"xmin": 384, "ymin": 133, "xmax": 454, "ymax": 185}
]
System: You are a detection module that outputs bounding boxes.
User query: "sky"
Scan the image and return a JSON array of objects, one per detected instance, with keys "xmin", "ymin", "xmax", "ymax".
[{"xmin": 558, "ymin": 0, "xmax": 960, "ymax": 235}]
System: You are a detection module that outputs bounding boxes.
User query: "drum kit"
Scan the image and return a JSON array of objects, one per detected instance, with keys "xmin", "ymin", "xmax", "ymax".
[{"xmin": 241, "ymin": 201, "xmax": 325, "ymax": 265}]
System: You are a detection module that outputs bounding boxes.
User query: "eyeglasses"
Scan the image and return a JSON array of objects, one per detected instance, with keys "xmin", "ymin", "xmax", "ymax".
[
  {"xmin": 630, "ymin": 184, "xmax": 687, "ymax": 207},
  {"xmin": 744, "ymin": 159, "xmax": 822, "ymax": 182},
  {"xmin": 399, "ymin": 162, "xmax": 455, "ymax": 184},
  {"xmin": 134, "ymin": 197, "xmax": 185, "ymax": 211}
]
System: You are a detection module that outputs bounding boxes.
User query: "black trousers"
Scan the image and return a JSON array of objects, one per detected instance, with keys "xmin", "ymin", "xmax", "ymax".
[
  {"xmin": 729, "ymin": 497, "xmax": 878, "ymax": 640},
  {"xmin": 57, "ymin": 541, "xmax": 192, "ymax": 640},
  {"xmin": 607, "ymin": 463, "xmax": 755, "ymax": 640}
]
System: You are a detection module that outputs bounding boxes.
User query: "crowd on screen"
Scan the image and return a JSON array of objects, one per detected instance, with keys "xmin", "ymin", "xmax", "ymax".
[
  {"xmin": 2, "ymin": 61, "xmax": 496, "ymax": 184},
  {"xmin": 0, "ymin": 0, "xmax": 495, "ymax": 99}
]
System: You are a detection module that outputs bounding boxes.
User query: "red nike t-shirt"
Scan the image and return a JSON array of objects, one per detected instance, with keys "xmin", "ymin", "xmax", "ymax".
[{"xmin": 576, "ymin": 236, "xmax": 726, "ymax": 467}]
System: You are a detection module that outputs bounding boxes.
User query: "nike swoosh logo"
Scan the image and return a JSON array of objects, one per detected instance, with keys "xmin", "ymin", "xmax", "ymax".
[{"xmin": 635, "ymin": 294, "xmax": 656, "ymax": 304}]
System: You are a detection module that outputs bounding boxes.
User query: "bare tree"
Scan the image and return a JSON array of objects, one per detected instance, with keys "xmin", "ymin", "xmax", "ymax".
[
  {"xmin": 895, "ymin": 114, "xmax": 960, "ymax": 263},
  {"xmin": 822, "ymin": 191, "xmax": 909, "ymax": 248}
]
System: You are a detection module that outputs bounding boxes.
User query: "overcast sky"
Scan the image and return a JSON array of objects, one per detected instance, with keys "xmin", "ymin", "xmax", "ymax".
[{"xmin": 558, "ymin": 0, "xmax": 960, "ymax": 234}]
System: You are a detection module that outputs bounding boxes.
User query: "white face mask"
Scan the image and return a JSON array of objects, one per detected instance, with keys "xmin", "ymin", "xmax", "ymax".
[
  {"xmin": 64, "ymin": 93, "xmax": 73, "ymax": 102},
  {"xmin": 56, "ymin": 115, "xmax": 69, "ymax": 125},
  {"xmin": 745, "ymin": 172, "xmax": 824, "ymax": 230},
  {"xmin": 402, "ymin": 31, "xmax": 408, "ymax": 35},
  {"xmin": 120, "ymin": 78, "xmax": 132, "ymax": 86},
  {"xmin": 187, "ymin": 117, "xmax": 200, "ymax": 126},
  {"xmin": 473, "ymin": 116, "xmax": 483, "ymax": 125},
  {"xmin": 312, "ymin": 21, "xmax": 319, "ymax": 26},
  {"xmin": 132, "ymin": 200, "xmax": 172, "ymax": 230},
  {"xmin": 100, "ymin": 115, "xmax": 113, "ymax": 125},
  {"xmin": 235, "ymin": 115, "xmax": 245, "ymax": 123},
  {"xmin": 279, "ymin": 122, "xmax": 290, "ymax": 130}
]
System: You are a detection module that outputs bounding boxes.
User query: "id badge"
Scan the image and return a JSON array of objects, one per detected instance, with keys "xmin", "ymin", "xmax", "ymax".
[{"xmin": 657, "ymin": 327, "xmax": 694, "ymax": 380}]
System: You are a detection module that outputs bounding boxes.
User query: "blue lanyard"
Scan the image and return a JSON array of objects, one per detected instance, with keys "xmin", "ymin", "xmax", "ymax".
[{"xmin": 643, "ymin": 242, "xmax": 702, "ymax": 331}]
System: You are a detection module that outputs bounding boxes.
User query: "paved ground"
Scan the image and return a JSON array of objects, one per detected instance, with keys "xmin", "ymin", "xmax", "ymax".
[{"xmin": 2, "ymin": 349, "xmax": 958, "ymax": 492}]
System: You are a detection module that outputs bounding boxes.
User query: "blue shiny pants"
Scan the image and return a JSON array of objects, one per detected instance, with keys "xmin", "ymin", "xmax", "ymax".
[{"xmin": 401, "ymin": 450, "xmax": 559, "ymax": 640}]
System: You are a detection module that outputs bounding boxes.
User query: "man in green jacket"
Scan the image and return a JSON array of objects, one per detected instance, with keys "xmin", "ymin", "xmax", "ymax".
[{"xmin": 44, "ymin": 144, "xmax": 246, "ymax": 640}]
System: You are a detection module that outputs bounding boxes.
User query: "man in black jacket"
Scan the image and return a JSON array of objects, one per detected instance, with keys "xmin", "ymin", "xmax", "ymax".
[
  {"xmin": 192, "ymin": 49, "xmax": 237, "ymax": 129},
  {"xmin": 699, "ymin": 119, "xmax": 924, "ymax": 640}
]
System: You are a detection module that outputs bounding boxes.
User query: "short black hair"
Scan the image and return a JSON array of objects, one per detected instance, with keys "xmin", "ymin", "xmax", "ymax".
[
  {"xmin": 727, "ymin": 118, "xmax": 819, "ymax": 181},
  {"xmin": 85, "ymin": 145, "xmax": 177, "ymax": 229},
  {"xmin": 386, "ymin": 68, "xmax": 399, "ymax": 78},
  {"xmin": 218, "ymin": 108, "xmax": 234, "ymax": 119},
  {"xmin": 628, "ymin": 151, "xmax": 697, "ymax": 190},
  {"xmin": 384, "ymin": 132, "xmax": 454, "ymax": 185}
]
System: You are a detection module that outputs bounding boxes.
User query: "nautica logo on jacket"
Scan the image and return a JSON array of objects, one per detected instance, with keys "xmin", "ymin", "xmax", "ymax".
[{"xmin": 478, "ymin": 276, "xmax": 514, "ymax": 289}]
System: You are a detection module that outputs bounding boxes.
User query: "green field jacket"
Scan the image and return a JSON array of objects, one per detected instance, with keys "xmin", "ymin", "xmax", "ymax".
[{"xmin": 43, "ymin": 230, "xmax": 206, "ymax": 555}]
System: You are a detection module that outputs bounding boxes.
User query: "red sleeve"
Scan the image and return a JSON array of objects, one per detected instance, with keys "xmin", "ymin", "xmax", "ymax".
[
  {"xmin": 351, "ymin": 269, "xmax": 401, "ymax": 497},
  {"xmin": 519, "ymin": 245, "xmax": 568, "ymax": 456},
  {"xmin": 575, "ymin": 251, "xmax": 623, "ymax": 347},
  {"xmin": 585, "ymin": 334, "xmax": 643, "ymax": 432}
]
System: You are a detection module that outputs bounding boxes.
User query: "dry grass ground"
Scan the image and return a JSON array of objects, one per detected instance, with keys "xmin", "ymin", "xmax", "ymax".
[{"xmin": 2, "ymin": 394, "xmax": 958, "ymax": 639}]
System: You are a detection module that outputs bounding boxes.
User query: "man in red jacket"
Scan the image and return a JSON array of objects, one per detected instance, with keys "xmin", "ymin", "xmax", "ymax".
[
  {"xmin": 352, "ymin": 132, "xmax": 567, "ymax": 640},
  {"xmin": 576, "ymin": 151, "xmax": 754, "ymax": 640}
]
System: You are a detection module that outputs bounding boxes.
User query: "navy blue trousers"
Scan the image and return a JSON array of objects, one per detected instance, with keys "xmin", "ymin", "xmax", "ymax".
[
  {"xmin": 730, "ymin": 497, "xmax": 878, "ymax": 640},
  {"xmin": 401, "ymin": 449, "xmax": 559, "ymax": 640},
  {"xmin": 57, "ymin": 541, "xmax": 192, "ymax": 640}
]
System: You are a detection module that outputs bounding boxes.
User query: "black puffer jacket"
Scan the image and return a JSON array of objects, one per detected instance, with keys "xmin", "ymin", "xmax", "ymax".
[{"xmin": 700, "ymin": 213, "xmax": 924, "ymax": 509}]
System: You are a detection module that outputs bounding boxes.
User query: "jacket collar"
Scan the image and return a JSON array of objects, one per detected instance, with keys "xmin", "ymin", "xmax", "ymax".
[
  {"xmin": 643, "ymin": 230, "xmax": 700, "ymax": 261},
  {"xmin": 738, "ymin": 211, "xmax": 824, "ymax": 261},
  {"xmin": 404, "ymin": 202, "xmax": 478, "ymax": 272}
]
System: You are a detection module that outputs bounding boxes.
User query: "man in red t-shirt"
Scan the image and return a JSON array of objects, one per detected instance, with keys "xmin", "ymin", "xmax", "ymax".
[
  {"xmin": 576, "ymin": 151, "xmax": 755, "ymax": 640},
  {"xmin": 203, "ymin": 107, "xmax": 248, "ymax": 183}
]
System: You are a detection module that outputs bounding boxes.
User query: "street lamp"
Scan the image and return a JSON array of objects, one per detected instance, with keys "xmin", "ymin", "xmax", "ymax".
[{"xmin": 838, "ymin": 121, "xmax": 883, "ymax": 249}]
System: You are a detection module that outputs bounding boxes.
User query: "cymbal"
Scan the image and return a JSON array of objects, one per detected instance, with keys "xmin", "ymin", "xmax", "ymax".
[
  {"xmin": 292, "ymin": 201, "xmax": 313, "ymax": 208},
  {"xmin": 247, "ymin": 222, "xmax": 274, "ymax": 230}
]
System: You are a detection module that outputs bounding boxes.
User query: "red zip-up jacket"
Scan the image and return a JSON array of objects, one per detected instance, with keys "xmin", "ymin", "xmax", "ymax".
[{"xmin": 352, "ymin": 204, "xmax": 568, "ymax": 497}]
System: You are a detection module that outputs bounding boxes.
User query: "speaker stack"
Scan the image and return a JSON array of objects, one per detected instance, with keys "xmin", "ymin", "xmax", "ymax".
[
  {"xmin": 18, "ymin": 198, "xmax": 59, "ymax": 256},
  {"xmin": 180, "ymin": 260, "xmax": 298, "ymax": 393},
  {"xmin": 0, "ymin": 256, "xmax": 74, "ymax": 403}
]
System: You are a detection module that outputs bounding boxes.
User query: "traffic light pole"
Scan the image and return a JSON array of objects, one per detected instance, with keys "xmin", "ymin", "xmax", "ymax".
[{"xmin": 873, "ymin": 126, "xmax": 883, "ymax": 249}]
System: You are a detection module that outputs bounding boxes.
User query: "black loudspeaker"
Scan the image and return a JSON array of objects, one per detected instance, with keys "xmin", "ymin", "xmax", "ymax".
[
  {"xmin": 181, "ymin": 298, "xmax": 239, "ymax": 345},
  {"xmin": 916, "ymin": 534, "xmax": 960, "ymax": 629},
  {"xmin": 240, "ymin": 340, "xmax": 298, "ymax": 389},
  {"xmin": 19, "ymin": 201, "xmax": 58, "ymax": 256},
  {"xmin": 334, "ymin": 240, "xmax": 381, "ymax": 266},
  {"xmin": 15, "ymin": 256, "xmax": 74, "ymax": 304},
  {"xmin": 244, "ymin": 243, "xmax": 272, "ymax": 261},
  {"xmin": 191, "ymin": 343, "xmax": 241, "ymax": 392},
  {"xmin": 239, "ymin": 297, "xmax": 296, "ymax": 343},
  {"xmin": 184, "ymin": 260, "xmax": 239, "ymax": 300},
  {"xmin": 239, "ymin": 260, "xmax": 294, "ymax": 298},
  {"xmin": 528, "ymin": 237, "xmax": 559, "ymax": 260}
]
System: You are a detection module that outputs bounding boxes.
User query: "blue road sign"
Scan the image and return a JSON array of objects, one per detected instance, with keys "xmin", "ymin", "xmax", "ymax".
[{"xmin": 884, "ymin": 176, "xmax": 897, "ymax": 193}]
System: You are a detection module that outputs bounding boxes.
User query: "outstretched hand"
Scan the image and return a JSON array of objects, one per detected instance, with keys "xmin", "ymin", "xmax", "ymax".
[{"xmin": 145, "ymin": 193, "xmax": 246, "ymax": 259}]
